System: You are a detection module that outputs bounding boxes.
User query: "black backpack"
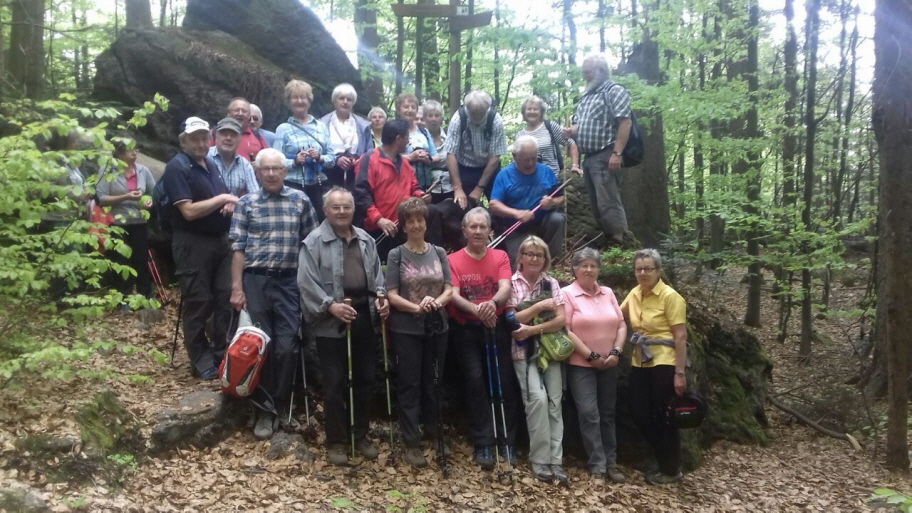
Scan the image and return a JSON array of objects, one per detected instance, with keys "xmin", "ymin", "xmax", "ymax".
[
  {"xmin": 152, "ymin": 153, "xmax": 191, "ymax": 236},
  {"xmin": 542, "ymin": 120, "xmax": 564, "ymax": 171},
  {"xmin": 606, "ymin": 83, "xmax": 645, "ymax": 168}
]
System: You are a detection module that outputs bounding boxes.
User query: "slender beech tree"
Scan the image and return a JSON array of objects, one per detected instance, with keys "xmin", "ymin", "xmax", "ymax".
[{"xmin": 8, "ymin": 0, "xmax": 46, "ymax": 99}]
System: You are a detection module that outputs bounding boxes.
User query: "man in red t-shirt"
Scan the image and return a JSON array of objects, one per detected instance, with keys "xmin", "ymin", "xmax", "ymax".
[
  {"xmin": 210, "ymin": 97, "xmax": 269, "ymax": 161},
  {"xmin": 447, "ymin": 207, "xmax": 520, "ymax": 470}
]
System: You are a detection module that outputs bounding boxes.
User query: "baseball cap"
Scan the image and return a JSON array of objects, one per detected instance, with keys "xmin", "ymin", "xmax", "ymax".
[
  {"xmin": 180, "ymin": 116, "xmax": 210, "ymax": 135},
  {"xmin": 216, "ymin": 117, "xmax": 242, "ymax": 134}
]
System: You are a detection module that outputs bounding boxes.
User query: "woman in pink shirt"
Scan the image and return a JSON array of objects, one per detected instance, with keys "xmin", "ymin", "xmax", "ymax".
[{"xmin": 562, "ymin": 248, "xmax": 627, "ymax": 484}]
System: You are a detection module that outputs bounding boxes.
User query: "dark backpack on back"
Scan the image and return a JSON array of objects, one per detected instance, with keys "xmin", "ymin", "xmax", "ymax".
[
  {"xmin": 542, "ymin": 120, "xmax": 564, "ymax": 171},
  {"xmin": 152, "ymin": 152, "xmax": 192, "ymax": 236},
  {"xmin": 606, "ymin": 83, "xmax": 645, "ymax": 168}
]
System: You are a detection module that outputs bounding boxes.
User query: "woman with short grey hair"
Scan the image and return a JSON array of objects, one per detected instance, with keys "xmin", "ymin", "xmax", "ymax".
[
  {"xmin": 515, "ymin": 95, "xmax": 580, "ymax": 176},
  {"xmin": 320, "ymin": 83, "xmax": 370, "ymax": 189},
  {"xmin": 422, "ymin": 100, "xmax": 453, "ymax": 202},
  {"xmin": 562, "ymin": 247, "xmax": 627, "ymax": 483}
]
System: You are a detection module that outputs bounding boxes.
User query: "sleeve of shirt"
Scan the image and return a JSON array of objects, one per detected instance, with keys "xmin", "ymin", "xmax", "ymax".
[
  {"xmin": 548, "ymin": 276, "xmax": 565, "ymax": 305},
  {"xmin": 620, "ymin": 289, "xmax": 633, "ymax": 312},
  {"xmin": 354, "ymin": 153, "xmax": 381, "ymax": 226},
  {"xmin": 497, "ymin": 251, "xmax": 512, "ymax": 280},
  {"xmin": 442, "ymin": 113, "xmax": 461, "ymax": 155},
  {"xmin": 384, "ymin": 247, "xmax": 402, "ymax": 291},
  {"xmin": 273, "ymin": 124, "xmax": 296, "ymax": 170},
  {"xmin": 507, "ymin": 276, "xmax": 521, "ymax": 309},
  {"xmin": 242, "ymin": 159, "xmax": 259, "ymax": 193},
  {"xmin": 95, "ymin": 171, "xmax": 114, "ymax": 200},
  {"xmin": 367, "ymin": 237, "xmax": 386, "ymax": 294},
  {"xmin": 562, "ymin": 288, "xmax": 577, "ymax": 328},
  {"xmin": 316, "ymin": 121, "xmax": 336, "ymax": 167},
  {"xmin": 490, "ymin": 115, "xmax": 508, "ymax": 156},
  {"xmin": 665, "ymin": 290, "xmax": 687, "ymax": 326},
  {"xmin": 490, "ymin": 168, "xmax": 508, "ymax": 203},
  {"xmin": 139, "ymin": 165, "xmax": 156, "ymax": 194},
  {"xmin": 299, "ymin": 195, "xmax": 319, "ymax": 240},
  {"xmin": 609, "ymin": 85, "xmax": 632, "ymax": 120},
  {"xmin": 163, "ymin": 158, "xmax": 193, "ymax": 204},
  {"xmin": 297, "ymin": 238, "xmax": 333, "ymax": 317},
  {"xmin": 425, "ymin": 131, "xmax": 438, "ymax": 157},
  {"xmin": 229, "ymin": 197, "xmax": 250, "ymax": 251},
  {"xmin": 437, "ymin": 247, "xmax": 452, "ymax": 285}
]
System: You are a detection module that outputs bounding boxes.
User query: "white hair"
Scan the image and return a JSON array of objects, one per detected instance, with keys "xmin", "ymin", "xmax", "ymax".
[
  {"xmin": 332, "ymin": 83, "xmax": 358, "ymax": 104},
  {"xmin": 464, "ymin": 90, "xmax": 492, "ymax": 114},
  {"xmin": 254, "ymin": 148, "xmax": 285, "ymax": 168},
  {"xmin": 512, "ymin": 135, "xmax": 539, "ymax": 154},
  {"xmin": 249, "ymin": 104, "xmax": 263, "ymax": 117},
  {"xmin": 583, "ymin": 54, "xmax": 611, "ymax": 81}
]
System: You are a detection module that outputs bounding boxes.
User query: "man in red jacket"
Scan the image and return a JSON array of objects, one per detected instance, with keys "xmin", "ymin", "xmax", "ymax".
[{"xmin": 354, "ymin": 119, "xmax": 444, "ymax": 262}]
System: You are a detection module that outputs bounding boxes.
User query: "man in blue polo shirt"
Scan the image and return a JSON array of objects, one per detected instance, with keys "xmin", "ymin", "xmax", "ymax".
[
  {"xmin": 163, "ymin": 116, "xmax": 239, "ymax": 380},
  {"xmin": 489, "ymin": 135, "xmax": 565, "ymax": 267}
]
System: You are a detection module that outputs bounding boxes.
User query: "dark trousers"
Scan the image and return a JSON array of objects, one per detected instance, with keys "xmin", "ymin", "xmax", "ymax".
[
  {"xmin": 244, "ymin": 271, "xmax": 301, "ymax": 412},
  {"xmin": 628, "ymin": 365, "xmax": 680, "ymax": 475},
  {"xmin": 315, "ymin": 305, "xmax": 377, "ymax": 446},
  {"xmin": 567, "ymin": 364, "xmax": 619, "ymax": 473},
  {"xmin": 393, "ymin": 330, "xmax": 448, "ymax": 447},
  {"xmin": 172, "ymin": 230, "xmax": 232, "ymax": 375},
  {"xmin": 450, "ymin": 320, "xmax": 519, "ymax": 447},
  {"xmin": 457, "ymin": 163, "xmax": 498, "ymax": 199},
  {"xmin": 112, "ymin": 223, "xmax": 151, "ymax": 297}
]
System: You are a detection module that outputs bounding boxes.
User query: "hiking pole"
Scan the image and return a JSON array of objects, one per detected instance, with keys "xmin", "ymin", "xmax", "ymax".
[
  {"xmin": 488, "ymin": 326, "xmax": 514, "ymax": 474},
  {"xmin": 377, "ymin": 293, "xmax": 395, "ymax": 457},
  {"xmin": 374, "ymin": 221, "xmax": 398, "ymax": 245},
  {"xmin": 300, "ymin": 346, "xmax": 311, "ymax": 428},
  {"xmin": 488, "ymin": 177, "xmax": 574, "ymax": 249},
  {"xmin": 483, "ymin": 324, "xmax": 505, "ymax": 477},
  {"xmin": 428, "ymin": 314, "xmax": 448, "ymax": 478},
  {"xmin": 147, "ymin": 249, "xmax": 168, "ymax": 305},
  {"xmin": 169, "ymin": 292, "xmax": 183, "ymax": 367},
  {"xmin": 344, "ymin": 298, "xmax": 356, "ymax": 460}
]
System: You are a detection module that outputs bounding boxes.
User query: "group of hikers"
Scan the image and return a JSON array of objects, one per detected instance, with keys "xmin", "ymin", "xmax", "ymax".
[{"xmin": 62, "ymin": 53, "xmax": 690, "ymax": 486}]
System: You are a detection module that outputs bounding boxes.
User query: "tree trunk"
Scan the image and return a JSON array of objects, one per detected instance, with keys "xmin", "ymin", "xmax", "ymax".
[
  {"xmin": 873, "ymin": 0, "xmax": 912, "ymax": 471},
  {"xmin": 8, "ymin": 0, "xmax": 45, "ymax": 99},
  {"xmin": 354, "ymin": 0, "xmax": 383, "ymax": 107},
  {"xmin": 742, "ymin": 0, "xmax": 762, "ymax": 328},
  {"xmin": 159, "ymin": 0, "xmax": 168, "ymax": 27},
  {"xmin": 799, "ymin": 0, "xmax": 821, "ymax": 363},
  {"xmin": 125, "ymin": 0, "xmax": 153, "ymax": 29}
]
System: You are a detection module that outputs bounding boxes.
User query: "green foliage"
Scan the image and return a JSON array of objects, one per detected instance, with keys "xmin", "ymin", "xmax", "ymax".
[
  {"xmin": 0, "ymin": 93, "xmax": 168, "ymax": 386},
  {"xmin": 386, "ymin": 489, "xmax": 428, "ymax": 513},
  {"xmin": 871, "ymin": 489, "xmax": 912, "ymax": 512}
]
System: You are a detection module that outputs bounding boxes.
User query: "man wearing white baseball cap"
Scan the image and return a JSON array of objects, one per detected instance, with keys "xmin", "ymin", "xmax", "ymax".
[{"xmin": 163, "ymin": 116, "xmax": 240, "ymax": 380}]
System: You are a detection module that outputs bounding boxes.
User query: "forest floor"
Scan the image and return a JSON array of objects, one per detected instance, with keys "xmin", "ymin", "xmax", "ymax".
[{"xmin": 1, "ymin": 261, "xmax": 911, "ymax": 511}]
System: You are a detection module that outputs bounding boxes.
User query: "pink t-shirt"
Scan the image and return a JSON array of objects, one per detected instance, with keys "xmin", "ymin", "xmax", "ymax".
[
  {"xmin": 562, "ymin": 281, "xmax": 625, "ymax": 367},
  {"xmin": 446, "ymin": 248, "xmax": 511, "ymax": 324}
]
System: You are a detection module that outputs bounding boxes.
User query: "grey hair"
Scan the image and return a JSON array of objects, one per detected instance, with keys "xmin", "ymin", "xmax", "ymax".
[
  {"xmin": 512, "ymin": 135, "xmax": 539, "ymax": 154},
  {"xmin": 249, "ymin": 104, "xmax": 263, "ymax": 117},
  {"xmin": 462, "ymin": 206, "xmax": 492, "ymax": 228},
  {"xmin": 583, "ymin": 54, "xmax": 612, "ymax": 80},
  {"xmin": 331, "ymin": 83, "xmax": 358, "ymax": 104},
  {"xmin": 464, "ymin": 89, "xmax": 492, "ymax": 113},
  {"xmin": 520, "ymin": 96, "xmax": 548, "ymax": 118},
  {"xmin": 254, "ymin": 148, "xmax": 285, "ymax": 169},
  {"xmin": 571, "ymin": 247, "xmax": 601, "ymax": 270},
  {"xmin": 633, "ymin": 248, "xmax": 663, "ymax": 269},
  {"xmin": 322, "ymin": 185, "xmax": 353, "ymax": 206},
  {"xmin": 367, "ymin": 106, "xmax": 387, "ymax": 120},
  {"xmin": 422, "ymin": 99, "xmax": 443, "ymax": 117}
]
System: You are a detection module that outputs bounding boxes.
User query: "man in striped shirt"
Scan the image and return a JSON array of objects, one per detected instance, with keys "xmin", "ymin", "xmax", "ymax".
[
  {"xmin": 229, "ymin": 148, "xmax": 319, "ymax": 440},
  {"xmin": 563, "ymin": 54, "xmax": 633, "ymax": 245}
]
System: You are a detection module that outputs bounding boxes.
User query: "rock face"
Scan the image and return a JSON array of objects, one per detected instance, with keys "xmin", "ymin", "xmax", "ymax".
[
  {"xmin": 93, "ymin": 0, "xmax": 363, "ymax": 160},
  {"xmin": 150, "ymin": 389, "xmax": 247, "ymax": 452}
]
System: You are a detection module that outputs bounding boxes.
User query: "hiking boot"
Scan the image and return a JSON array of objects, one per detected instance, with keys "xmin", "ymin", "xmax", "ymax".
[
  {"xmin": 498, "ymin": 445, "xmax": 517, "ymax": 467},
  {"xmin": 589, "ymin": 471, "xmax": 606, "ymax": 483},
  {"xmin": 646, "ymin": 470, "xmax": 683, "ymax": 485},
  {"xmin": 254, "ymin": 412, "xmax": 276, "ymax": 440},
  {"xmin": 197, "ymin": 367, "xmax": 219, "ymax": 380},
  {"xmin": 327, "ymin": 444, "xmax": 348, "ymax": 466},
  {"xmin": 474, "ymin": 446, "xmax": 495, "ymax": 470},
  {"xmin": 551, "ymin": 464, "xmax": 569, "ymax": 485},
  {"xmin": 607, "ymin": 466, "xmax": 626, "ymax": 483},
  {"xmin": 403, "ymin": 447, "xmax": 427, "ymax": 468},
  {"xmin": 356, "ymin": 437, "xmax": 379, "ymax": 460},
  {"xmin": 530, "ymin": 463, "xmax": 553, "ymax": 482}
]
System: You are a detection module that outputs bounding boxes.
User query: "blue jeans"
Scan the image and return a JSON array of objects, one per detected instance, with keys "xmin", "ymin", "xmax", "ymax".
[{"xmin": 567, "ymin": 363, "xmax": 619, "ymax": 473}]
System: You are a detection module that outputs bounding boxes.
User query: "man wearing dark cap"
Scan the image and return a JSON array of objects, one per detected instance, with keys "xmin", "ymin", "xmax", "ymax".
[
  {"xmin": 208, "ymin": 117, "xmax": 259, "ymax": 198},
  {"xmin": 211, "ymin": 97, "xmax": 269, "ymax": 161},
  {"xmin": 163, "ymin": 116, "xmax": 239, "ymax": 380}
]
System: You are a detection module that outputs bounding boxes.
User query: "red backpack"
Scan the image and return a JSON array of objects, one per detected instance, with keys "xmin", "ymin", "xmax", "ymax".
[{"xmin": 219, "ymin": 325, "xmax": 271, "ymax": 398}]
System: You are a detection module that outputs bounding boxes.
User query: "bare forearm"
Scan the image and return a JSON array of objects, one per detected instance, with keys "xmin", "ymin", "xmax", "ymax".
[{"xmin": 231, "ymin": 251, "xmax": 245, "ymax": 290}]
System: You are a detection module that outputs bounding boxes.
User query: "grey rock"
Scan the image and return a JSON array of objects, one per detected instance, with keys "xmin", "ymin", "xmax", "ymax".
[
  {"xmin": 14, "ymin": 434, "xmax": 76, "ymax": 455},
  {"xmin": 150, "ymin": 390, "xmax": 246, "ymax": 453},
  {"xmin": 0, "ymin": 487, "xmax": 49, "ymax": 512}
]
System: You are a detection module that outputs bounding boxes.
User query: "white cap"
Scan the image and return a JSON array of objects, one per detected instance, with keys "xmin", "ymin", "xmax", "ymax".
[{"xmin": 180, "ymin": 116, "xmax": 210, "ymax": 135}]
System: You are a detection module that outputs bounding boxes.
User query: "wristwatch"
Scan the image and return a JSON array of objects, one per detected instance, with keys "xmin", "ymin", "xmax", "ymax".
[
  {"xmin": 612, "ymin": 150, "xmax": 623, "ymax": 157},
  {"xmin": 609, "ymin": 348, "xmax": 622, "ymax": 357},
  {"xmin": 491, "ymin": 297, "xmax": 500, "ymax": 308},
  {"xmin": 586, "ymin": 351, "xmax": 601, "ymax": 362}
]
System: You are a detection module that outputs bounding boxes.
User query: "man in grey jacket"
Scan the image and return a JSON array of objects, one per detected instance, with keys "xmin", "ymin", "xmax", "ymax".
[{"xmin": 298, "ymin": 186, "xmax": 389, "ymax": 465}]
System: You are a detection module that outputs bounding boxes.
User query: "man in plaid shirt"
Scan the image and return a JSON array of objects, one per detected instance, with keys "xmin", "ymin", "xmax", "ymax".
[
  {"xmin": 563, "ymin": 54, "xmax": 633, "ymax": 245},
  {"xmin": 229, "ymin": 148, "xmax": 319, "ymax": 440}
]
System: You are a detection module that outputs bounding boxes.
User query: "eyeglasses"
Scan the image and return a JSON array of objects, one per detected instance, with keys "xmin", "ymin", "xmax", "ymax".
[
  {"xmin": 635, "ymin": 267, "xmax": 657, "ymax": 273},
  {"xmin": 250, "ymin": 116, "xmax": 261, "ymax": 121},
  {"xmin": 327, "ymin": 205, "xmax": 353, "ymax": 213},
  {"xmin": 522, "ymin": 252, "xmax": 545, "ymax": 260},
  {"xmin": 259, "ymin": 166, "xmax": 285, "ymax": 174}
]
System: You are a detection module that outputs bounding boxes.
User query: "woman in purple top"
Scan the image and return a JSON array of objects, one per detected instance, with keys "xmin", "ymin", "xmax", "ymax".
[{"xmin": 385, "ymin": 197, "xmax": 453, "ymax": 468}]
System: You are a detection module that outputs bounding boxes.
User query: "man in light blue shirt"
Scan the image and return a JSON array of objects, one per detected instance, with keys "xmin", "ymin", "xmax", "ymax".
[{"xmin": 208, "ymin": 117, "xmax": 259, "ymax": 198}]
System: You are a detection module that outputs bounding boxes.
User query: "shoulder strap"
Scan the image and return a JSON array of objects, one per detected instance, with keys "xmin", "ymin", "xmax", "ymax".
[
  {"xmin": 485, "ymin": 109, "xmax": 495, "ymax": 139},
  {"xmin": 542, "ymin": 120, "xmax": 564, "ymax": 171}
]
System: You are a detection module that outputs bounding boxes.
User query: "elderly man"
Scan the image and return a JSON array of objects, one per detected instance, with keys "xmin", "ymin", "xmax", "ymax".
[
  {"xmin": 446, "ymin": 207, "xmax": 519, "ymax": 470},
  {"xmin": 212, "ymin": 97, "xmax": 269, "ymax": 161},
  {"xmin": 444, "ymin": 89, "xmax": 508, "ymax": 209},
  {"xmin": 229, "ymin": 148, "xmax": 319, "ymax": 439},
  {"xmin": 208, "ymin": 117, "xmax": 260, "ymax": 198},
  {"xmin": 353, "ymin": 119, "xmax": 442, "ymax": 262},
  {"xmin": 489, "ymin": 136, "xmax": 566, "ymax": 266},
  {"xmin": 562, "ymin": 54, "xmax": 632, "ymax": 245},
  {"xmin": 298, "ymin": 186, "xmax": 389, "ymax": 465},
  {"xmin": 162, "ymin": 116, "xmax": 239, "ymax": 380},
  {"xmin": 250, "ymin": 104, "xmax": 276, "ymax": 147}
]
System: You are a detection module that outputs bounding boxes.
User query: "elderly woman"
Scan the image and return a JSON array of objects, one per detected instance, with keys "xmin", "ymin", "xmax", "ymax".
[
  {"xmin": 395, "ymin": 93, "xmax": 441, "ymax": 191},
  {"xmin": 385, "ymin": 197, "xmax": 453, "ymax": 469},
  {"xmin": 620, "ymin": 249, "xmax": 687, "ymax": 485},
  {"xmin": 516, "ymin": 96, "xmax": 580, "ymax": 176},
  {"xmin": 320, "ymin": 83, "xmax": 371, "ymax": 190},
  {"xmin": 249, "ymin": 104, "xmax": 276, "ymax": 147},
  {"xmin": 562, "ymin": 248, "xmax": 626, "ymax": 483},
  {"xmin": 506, "ymin": 235, "xmax": 568, "ymax": 484},
  {"xmin": 273, "ymin": 79, "xmax": 335, "ymax": 218},
  {"xmin": 422, "ymin": 100, "xmax": 453, "ymax": 203},
  {"xmin": 363, "ymin": 107, "xmax": 387, "ymax": 151},
  {"xmin": 96, "ymin": 141, "xmax": 156, "ymax": 306}
]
